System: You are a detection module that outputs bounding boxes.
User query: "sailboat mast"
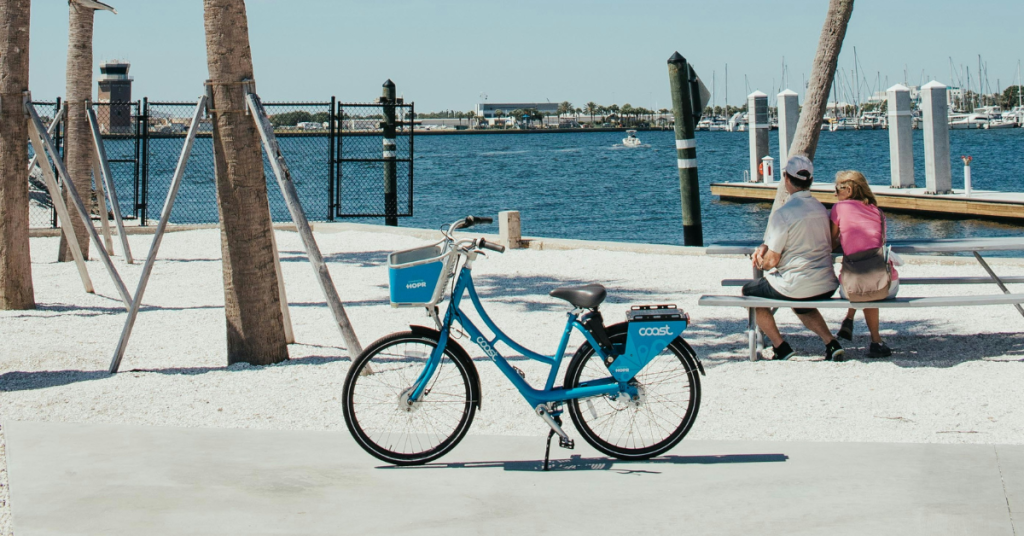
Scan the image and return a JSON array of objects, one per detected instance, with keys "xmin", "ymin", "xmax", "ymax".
[{"xmin": 725, "ymin": 64, "xmax": 728, "ymax": 114}]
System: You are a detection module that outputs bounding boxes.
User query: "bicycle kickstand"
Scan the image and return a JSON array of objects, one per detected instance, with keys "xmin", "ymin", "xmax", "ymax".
[{"xmin": 543, "ymin": 429, "xmax": 555, "ymax": 471}]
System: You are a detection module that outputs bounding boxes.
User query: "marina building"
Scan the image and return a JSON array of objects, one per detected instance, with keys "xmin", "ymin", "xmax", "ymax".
[
  {"xmin": 97, "ymin": 60, "xmax": 133, "ymax": 134},
  {"xmin": 475, "ymin": 102, "xmax": 559, "ymax": 118}
]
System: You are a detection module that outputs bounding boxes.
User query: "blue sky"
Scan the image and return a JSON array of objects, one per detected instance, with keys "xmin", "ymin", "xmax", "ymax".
[{"xmin": 27, "ymin": 0, "xmax": 1024, "ymax": 111}]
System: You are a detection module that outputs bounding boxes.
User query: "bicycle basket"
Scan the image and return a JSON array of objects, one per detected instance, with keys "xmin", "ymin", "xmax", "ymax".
[{"xmin": 388, "ymin": 241, "xmax": 457, "ymax": 307}]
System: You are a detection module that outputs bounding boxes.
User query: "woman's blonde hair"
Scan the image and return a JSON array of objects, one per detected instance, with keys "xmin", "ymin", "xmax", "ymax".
[{"xmin": 835, "ymin": 170, "xmax": 877, "ymax": 206}]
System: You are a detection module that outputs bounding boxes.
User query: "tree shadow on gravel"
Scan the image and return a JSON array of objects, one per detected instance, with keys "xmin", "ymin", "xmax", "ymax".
[
  {"xmin": 471, "ymin": 274, "xmax": 673, "ymax": 313},
  {"xmin": 279, "ymin": 249, "xmax": 392, "ymax": 268},
  {"xmin": 690, "ymin": 313, "xmax": 1024, "ymax": 368},
  {"xmin": 0, "ymin": 357, "xmax": 350, "ymax": 392},
  {"xmin": 381, "ymin": 452, "xmax": 788, "ymax": 473},
  {"xmin": 2, "ymin": 302, "xmax": 224, "ymax": 318}
]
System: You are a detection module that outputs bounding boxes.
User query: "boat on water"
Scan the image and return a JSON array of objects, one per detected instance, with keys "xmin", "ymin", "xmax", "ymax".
[
  {"xmin": 726, "ymin": 112, "xmax": 747, "ymax": 132},
  {"xmin": 857, "ymin": 111, "xmax": 886, "ymax": 130},
  {"xmin": 697, "ymin": 115, "xmax": 729, "ymax": 131},
  {"xmin": 622, "ymin": 130, "xmax": 641, "ymax": 147}
]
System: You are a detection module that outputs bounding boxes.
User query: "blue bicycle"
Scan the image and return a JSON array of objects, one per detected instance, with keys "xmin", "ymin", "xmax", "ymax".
[{"xmin": 342, "ymin": 216, "xmax": 705, "ymax": 466}]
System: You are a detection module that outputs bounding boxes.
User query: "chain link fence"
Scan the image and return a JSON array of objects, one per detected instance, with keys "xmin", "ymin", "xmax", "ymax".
[
  {"xmin": 27, "ymin": 97, "xmax": 412, "ymax": 229},
  {"xmin": 335, "ymin": 102, "xmax": 414, "ymax": 218}
]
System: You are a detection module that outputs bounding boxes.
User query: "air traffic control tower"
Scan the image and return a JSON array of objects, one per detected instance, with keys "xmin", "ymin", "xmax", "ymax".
[{"xmin": 97, "ymin": 60, "xmax": 133, "ymax": 134}]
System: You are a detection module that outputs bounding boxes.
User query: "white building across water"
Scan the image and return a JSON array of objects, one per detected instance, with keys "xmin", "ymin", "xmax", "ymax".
[{"xmin": 475, "ymin": 102, "xmax": 560, "ymax": 118}]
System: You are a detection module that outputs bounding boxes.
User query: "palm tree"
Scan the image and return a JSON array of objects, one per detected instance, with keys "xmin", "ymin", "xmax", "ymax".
[
  {"xmin": 466, "ymin": 109, "xmax": 476, "ymax": 128},
  {"xmin": 0, "ymin": 0, "xmax": 35, "ymax": 309},
  {"xmin": 204, "ymin": 0, "xmax": 288, "ymax": 365},
  {"xmin": 57, "ymin": 0, "xmax": 116, "ymax": 262},
  {"xmin": 585, "ymin": 102, "xmax": 597, "ymax": 125}
]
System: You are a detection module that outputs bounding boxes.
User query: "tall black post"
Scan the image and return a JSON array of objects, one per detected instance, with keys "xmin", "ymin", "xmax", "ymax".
[
  {"xmin": 382, "ymin": 80, "xmax": 398, "ymax": 226},
  {"xmin": 667, "ymin": 52, "xmax": 703, "ymax": 247}
]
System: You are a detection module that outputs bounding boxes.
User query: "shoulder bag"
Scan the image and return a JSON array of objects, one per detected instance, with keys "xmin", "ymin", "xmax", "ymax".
[{"xmin": 840, "ymin": 207, "xmax": 891, "ymax": 302}]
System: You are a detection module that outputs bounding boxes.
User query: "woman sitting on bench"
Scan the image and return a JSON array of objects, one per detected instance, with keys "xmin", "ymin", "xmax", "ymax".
[{"xmin": 830, "ymin": 171, "xmax": 900, "ymax": 358}]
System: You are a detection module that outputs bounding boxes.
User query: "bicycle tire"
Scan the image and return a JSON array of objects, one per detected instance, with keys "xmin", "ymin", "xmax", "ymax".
[
  {"xmin": 343, "ymin": 331, "xmax": 477, "ymax": 465},
  {"xmin": 564, "ymin": 323, "xmax": 701, "ymax": 460}
]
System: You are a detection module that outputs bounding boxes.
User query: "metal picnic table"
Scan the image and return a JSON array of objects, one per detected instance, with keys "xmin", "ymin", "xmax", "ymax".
[{"xmin": 703, "ymin": 237, "xmax": 1024, "ymax": 360}]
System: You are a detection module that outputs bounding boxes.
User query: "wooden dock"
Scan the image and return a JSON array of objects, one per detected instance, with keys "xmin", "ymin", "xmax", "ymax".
[{"xmin": 710, "ymin": 182, "xmax": 1024, "ymax": 222}]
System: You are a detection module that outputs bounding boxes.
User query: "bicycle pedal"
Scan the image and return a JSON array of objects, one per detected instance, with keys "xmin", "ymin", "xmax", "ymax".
[
  {"xmin": 559, "ymin": 437, "xmax": 575, "ymax": 450},
  {"xmin": 512, "ymin": 366, "xmax": 525, "ymax": 379}
]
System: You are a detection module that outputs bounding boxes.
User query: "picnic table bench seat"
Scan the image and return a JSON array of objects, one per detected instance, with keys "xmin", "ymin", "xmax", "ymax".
[
  {"xmin": 698, "ymin": 293, "xmax": 1024, "ymax": 309},
  {"xmin": 719, "ymin": 276, "xmax": 1024, "ymax": 287}
]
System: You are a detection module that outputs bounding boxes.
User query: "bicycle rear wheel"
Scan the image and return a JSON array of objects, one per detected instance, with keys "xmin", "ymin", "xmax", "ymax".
[
  {"xmin": 343, "ymin": 331, "xmax": 477, "ymax": 465},
  {"xmin": 564, "ymin": 324, "xmax": 701, "ymax": 460}
]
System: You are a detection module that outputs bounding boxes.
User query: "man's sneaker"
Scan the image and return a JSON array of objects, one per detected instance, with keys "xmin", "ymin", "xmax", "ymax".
[
  {"xmin": 825, "ymin": 339, "xmax": 845, "ymax": 362},
  {"xmin": 837, "ymin": 318, "xmax": 854, "ymax": 341},
  {"xmin": 772, "ymin": 341, "xmax": 795, "ymax": 361},
  {"xmin": 867, "ymin": 342, "xmax": 892, "ymax": 358}
]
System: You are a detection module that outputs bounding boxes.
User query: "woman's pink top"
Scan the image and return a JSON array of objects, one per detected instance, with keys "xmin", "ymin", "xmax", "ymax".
[{"xmin": 830, "ymin": 200, "xmax": 899, "ymax": 280}]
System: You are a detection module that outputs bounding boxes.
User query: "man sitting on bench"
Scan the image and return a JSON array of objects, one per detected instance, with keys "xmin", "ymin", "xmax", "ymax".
[{"xmin": 743, "ymin": 156, "xmax": 845, "ymax": 362}]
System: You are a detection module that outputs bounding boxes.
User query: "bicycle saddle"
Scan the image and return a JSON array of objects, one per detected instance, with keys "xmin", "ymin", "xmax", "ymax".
[{"xmin": 549, "ymin": 284, "xmax": 606, "ymax": 309}]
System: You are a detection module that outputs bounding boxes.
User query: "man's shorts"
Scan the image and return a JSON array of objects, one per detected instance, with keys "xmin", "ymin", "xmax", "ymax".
[{"xmin": 741, "ymin": 277, "xmax": 836, "ymax": 315}]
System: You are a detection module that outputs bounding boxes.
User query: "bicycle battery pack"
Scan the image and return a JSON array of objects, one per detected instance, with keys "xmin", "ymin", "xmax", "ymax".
[{"xmin": 610, "ymin": 305, "xmax": 688, "ymax": 382}]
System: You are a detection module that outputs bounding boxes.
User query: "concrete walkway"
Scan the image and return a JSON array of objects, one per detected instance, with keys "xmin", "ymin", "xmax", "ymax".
[{"xmin": 4, "ymin": 420, "xmax": 1020, "ymax": 535}]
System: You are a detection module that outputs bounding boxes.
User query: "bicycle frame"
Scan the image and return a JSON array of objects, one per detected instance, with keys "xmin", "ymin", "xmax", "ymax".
[{"xmin": 409, "ymin": 254, "xmax": 628, "ymax": 410}]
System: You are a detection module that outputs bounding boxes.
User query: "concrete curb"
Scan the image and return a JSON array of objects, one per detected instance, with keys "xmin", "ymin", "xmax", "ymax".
[{"xmin": 30, "ymin": 221, "xmax": 1023, "ymax": 267}]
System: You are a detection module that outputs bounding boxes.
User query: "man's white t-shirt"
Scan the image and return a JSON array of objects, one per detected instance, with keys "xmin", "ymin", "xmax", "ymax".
[{"xmin": 763, "ymin": 190, "xmax": 839, "ymax": 298}]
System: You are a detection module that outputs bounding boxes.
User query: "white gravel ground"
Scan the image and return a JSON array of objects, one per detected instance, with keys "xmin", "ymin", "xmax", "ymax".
[{"xmin": 2, "ymin": 227, "xmax": 1024, "ymax": 534}]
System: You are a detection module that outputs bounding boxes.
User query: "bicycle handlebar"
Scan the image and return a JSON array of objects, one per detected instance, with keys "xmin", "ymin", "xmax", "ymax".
[
  {"xmin": 478, "ymin": 238, "xmax": 506, "ymax": 253},
  {"xmin": 463, "ymin": 215, "xmax": 493, "ymax": 228}
]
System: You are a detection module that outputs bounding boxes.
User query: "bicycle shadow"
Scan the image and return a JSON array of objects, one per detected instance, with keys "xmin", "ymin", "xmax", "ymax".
[{"xmin": 379, "ymin": 452, "xmax": 788, "ymax": 473}]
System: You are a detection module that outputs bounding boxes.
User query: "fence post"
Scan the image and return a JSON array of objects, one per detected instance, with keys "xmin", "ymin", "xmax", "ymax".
[
  {"xmin": 748, "ymin": 91, "xmax": 769, "ymax": 183},
  {"xmin": 140, "ymin": 97, "xmax": 150, "ymax": 224},
  {"xmin": 886, "ymin": 84, "xmax": 915, "ymax": 188},
  {"xmin": 328, "ymin": 96, "xmax": 336, "ymax": 221},
  {"xmin": 667, "ymin": 52, "xmax": 703, "ymax": 247},
  {"xmin": 921, "ymin": 81, "xmax": 952, "ymax": 194},
  {"xmin": 777, "ymin": 89, "xmax": 799, "ymax": 167},
  {"xmin": 382, "ymin": 80, "xmax": 398, "ymax": 226}
]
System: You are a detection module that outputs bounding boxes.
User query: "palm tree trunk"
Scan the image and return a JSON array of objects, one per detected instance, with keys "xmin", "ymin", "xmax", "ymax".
[
  {"xmin": 204, "ymin": 0, "xmax": 288, "ymax": 365},
  {"xmin": 58, "ymin": 3, "xmax": 95, "ymax": 262},
  {"xmin": 788, "ymin": 0, "xmax": 854, "ymax": 159},
  {"xmin": 765, "ymin": 0, "xmax": 853, "ymax": 230},
  {"xmin": 0, "ymin": 0, "xmax": 35, "ymax": 309}
]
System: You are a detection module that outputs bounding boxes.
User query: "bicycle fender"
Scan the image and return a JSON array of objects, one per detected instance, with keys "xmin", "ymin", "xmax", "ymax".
[
  {"xmin": 674, "ymin": 337, "xmax": 706, "ymax": 376},
  {"xmin": 409, "ymin": 325, "xmax": 483, "ymax": 410}
]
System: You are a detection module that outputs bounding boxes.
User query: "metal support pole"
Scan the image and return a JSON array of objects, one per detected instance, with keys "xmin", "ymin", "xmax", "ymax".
[
  {"xmin": 667, "ymin": 52, "xmax": 703, "ymax": 247},
  {"xmin": 269, "ymin": 226, "xmax": 295, "ymax": 344},
  {"xmin": 922, "ymin": 81, "xmax": 952, "ymax": 194},
  {"xmin": 973, "ymin": 252, "xmax": 1024, "ymax": 319},
  {"xmin": 91, "ymin": 154, "xmax": 114, "ymax": 254},
  {"xmin": 87, "ymin": 105, "xmax": 134, "ymax": 263},
  {"xmin": 26, "ymin": 104, "xmax": 64, "ymax": 172},
  {"xmin": 328, "ymin": 95, "xmax": 336, "ymax": 221},
  {"xmin": 887, "ymin": 84, "xmax": 915, "ymax": 188},
  {"xmin": 748, "ymin": 264, "xmax": 764, "ymax": 361},
  {"xmin": 382, "ymin": 80, "xmax": 398, "ymax": 227},
  {"xmin": 140, "ymin": 98, "xmax": 150, "ymax": 224},
  {"xmin": 110, "ymin": 97, "xmax": 207, "ymax": 373},
  {"xmin": 25, "ymin": 104, "xmax": 94, "ymax": 294},
  {"xmin": 246, "ymin": 91, "xmax": 364, "ymax": 359},
  {"xmin": 26, "ymin": 98, "xmax": 132, "ymax": 309}
]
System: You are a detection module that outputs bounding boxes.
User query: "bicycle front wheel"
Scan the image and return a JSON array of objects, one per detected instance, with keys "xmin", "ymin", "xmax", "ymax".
[
  {"xmin": 564, "ymin": 324, "xmax": 701, "ymax": 460},
  {"xmin": 343, "ymin": 331, "xmax": 477, "ymax": 465}
]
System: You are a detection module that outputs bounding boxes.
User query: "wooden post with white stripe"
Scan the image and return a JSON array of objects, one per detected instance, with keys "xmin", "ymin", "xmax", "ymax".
[{"xmin": 667, "ymin": 52, "xmax": 703, "ymax": 247}]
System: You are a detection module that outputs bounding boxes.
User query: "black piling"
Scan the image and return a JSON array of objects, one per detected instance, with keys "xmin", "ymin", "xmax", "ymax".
[
  {"xmin": 667, "ymin": 52, "xmax": 703, "ymax": 246},
  {"xmin": 382, "ymin": 79, "xmax": 398, "ymax": 226}
]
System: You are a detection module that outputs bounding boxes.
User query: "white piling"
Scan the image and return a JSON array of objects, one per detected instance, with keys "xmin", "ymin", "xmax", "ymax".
[
  {"xmin": 886, "ymin": 84, "xmax": 915, "ymax": 188},
  {"xmin": 962, "ymin": 156, "xmax": 973, "ymax": 197},
  {"xmin": 499, "ymin": 210, "xmax": 522, "ymax": 249},
  {"xmin": 747, "ymin": 91, "xmax": 769, "ymax": 182},
  {"xmin": 777, "ymin": 89, "xmax": 799, "ymax": 167},
  {"xmin": 921, "ymin": 81, "xmax": 952, "ymax": 194}
]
